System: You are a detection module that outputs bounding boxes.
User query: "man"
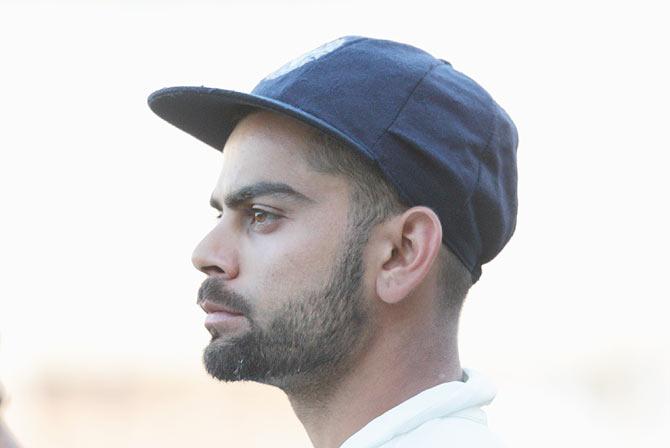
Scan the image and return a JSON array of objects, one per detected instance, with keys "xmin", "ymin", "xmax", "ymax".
[{"xmin": 148, "ymin": 36, "xmax": 517, "ymax": 448}]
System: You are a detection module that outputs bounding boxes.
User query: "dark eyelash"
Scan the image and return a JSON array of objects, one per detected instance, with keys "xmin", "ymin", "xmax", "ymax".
[
  {"xmin": 248, "ymin": 208, "xmax": 277, "ymax": 224},
  {"xmin": 215, "ymin": 208, "xmax": 278, "ymax": 223}
]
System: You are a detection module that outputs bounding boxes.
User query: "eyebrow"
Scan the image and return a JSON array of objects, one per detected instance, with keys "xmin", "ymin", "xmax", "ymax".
[{"xmin": 209, "ymin": 181, "xmax": 315, "ymax": 211}]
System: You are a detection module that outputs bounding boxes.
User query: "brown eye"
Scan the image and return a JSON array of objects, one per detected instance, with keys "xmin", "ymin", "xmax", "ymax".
[
  {"xmin": 253, "ymin": 209, "xmax": 268, "ymax": 223},
  {"xmin": 249, "ymin": 208, "xmax": 279, "ymax": 230}
]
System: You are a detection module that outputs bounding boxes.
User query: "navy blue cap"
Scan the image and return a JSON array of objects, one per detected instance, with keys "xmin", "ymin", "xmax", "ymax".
[{"xmin": 148, "ymin": 36, "xmax": 518, "ymax": 282}]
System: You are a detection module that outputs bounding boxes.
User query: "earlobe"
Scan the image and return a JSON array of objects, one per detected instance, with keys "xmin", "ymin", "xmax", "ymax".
[
  {"xmin": 374, "ymin": 207, "xmax": 442, "ymax": 305},
  {"xmin": 376, "ymin": 270, "xmax": 406, "ymax": 304}
]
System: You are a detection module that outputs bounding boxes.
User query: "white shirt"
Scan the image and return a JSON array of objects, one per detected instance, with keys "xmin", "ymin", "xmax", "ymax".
[{"xmin": 339, "ymin": 368, "xmax": 507, "ymax": 448}]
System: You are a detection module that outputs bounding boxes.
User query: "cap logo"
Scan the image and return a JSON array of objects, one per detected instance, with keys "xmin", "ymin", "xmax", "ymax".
[{"xmin": 263, "ymin": 36, "xmax": 352, "ymax": 81}]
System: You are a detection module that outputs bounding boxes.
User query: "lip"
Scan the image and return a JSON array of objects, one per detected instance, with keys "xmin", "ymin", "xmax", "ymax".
[
  {"xmin": 200, "ymin": 300, "xmax": 244, "ymax": 316},
  {"xmin": 200, "ymin": 300, "xmax": 246, "ymax": 337}
]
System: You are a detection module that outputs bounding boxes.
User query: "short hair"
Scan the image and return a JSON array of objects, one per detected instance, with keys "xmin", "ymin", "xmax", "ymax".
[{"xmin": 303, "ymin": 129, "xmax": 472, "ymax": 322}]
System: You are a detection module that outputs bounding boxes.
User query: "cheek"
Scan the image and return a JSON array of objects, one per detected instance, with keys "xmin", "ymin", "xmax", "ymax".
[{"xmin": 239, "ymin": 218, "xmax": 345, "ymax": 307}]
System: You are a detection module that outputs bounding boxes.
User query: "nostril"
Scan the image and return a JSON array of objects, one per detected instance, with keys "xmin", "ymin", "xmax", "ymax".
[{"xmin": 202, "ymin": 265, "xmax": 226, "ymax": 276}]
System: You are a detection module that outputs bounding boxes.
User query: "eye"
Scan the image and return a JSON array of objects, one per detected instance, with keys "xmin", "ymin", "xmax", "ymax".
[
  {"xmin": 214, "ymin": 207, "xmax": 280, "ymax": 231},
  {"xmin": 248, "ymin": 207, "xmax": 278, "ymax": 229},
  {"xmin": 252, "ymin": 209, "xmax": 268, "ymax": 223}
]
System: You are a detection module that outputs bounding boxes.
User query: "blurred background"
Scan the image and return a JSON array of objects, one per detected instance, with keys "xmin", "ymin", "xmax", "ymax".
[{"xmin": 0, "ymin": 0, "xmax": 668, "ymax": 446}]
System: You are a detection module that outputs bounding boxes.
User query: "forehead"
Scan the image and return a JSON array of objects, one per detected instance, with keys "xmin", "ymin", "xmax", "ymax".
[{"xmin": 213, "ymin": 110, "xmax": 347, "ymax": 202}]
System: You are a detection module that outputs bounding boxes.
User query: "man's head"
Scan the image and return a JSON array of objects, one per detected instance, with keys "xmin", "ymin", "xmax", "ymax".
[
  {"xmin": 149, "ymin": 36, "xmax": 518, "ymax": 282},
  {"xmin": 191, "ymin": 110, "xmax": 471, "ymax": 392},
  {"xmin": 149, "ymin": 35, "xmax": 518, "ymax": 392}
]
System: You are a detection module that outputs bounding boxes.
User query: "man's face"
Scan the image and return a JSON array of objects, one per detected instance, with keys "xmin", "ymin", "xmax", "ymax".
[{"xmin": 192, "ymin": 111, "xmax": 374, "ymax": 390}]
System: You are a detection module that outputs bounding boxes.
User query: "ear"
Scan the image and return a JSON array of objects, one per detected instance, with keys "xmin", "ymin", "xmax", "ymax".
[{"xmin": 375, "ymin": 206, "xmax": 443, "ymax": 304}]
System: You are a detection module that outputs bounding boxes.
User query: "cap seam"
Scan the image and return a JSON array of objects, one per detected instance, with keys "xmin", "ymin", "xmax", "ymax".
[
  {"xmin": 458, "ymin": 93, "xmax": 499, "ymax": 272},
  {"xmin": 369, "ymin": 60, "xmax": 443, "ymax": 154},
  {"xmin": 369, "ymin": 61, "xmax": 480, "ymax": 276},
  {"xmin": 462, "ymin": 95, "xmax": 498, "ymax": 207},
  {"xmin": 368, "ymin": 60, "xmax": 441, "ymax": 206}
]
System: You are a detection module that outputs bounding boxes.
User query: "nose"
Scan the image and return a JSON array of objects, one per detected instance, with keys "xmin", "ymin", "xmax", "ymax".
[{"xmin": 191, "ymin": 222, "xmax": 239, "ymax": 279}]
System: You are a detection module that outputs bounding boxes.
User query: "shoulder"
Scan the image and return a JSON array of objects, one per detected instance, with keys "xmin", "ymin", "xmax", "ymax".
[{"xmin": 380, "ymin": 416, "xmax": 508, "ymax": 448}]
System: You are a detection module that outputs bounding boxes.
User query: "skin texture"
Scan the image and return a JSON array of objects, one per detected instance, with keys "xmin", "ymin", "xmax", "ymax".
[
  {"xmin": 192, "ymin": 110, "xmax": 463, "ymax": 448},
  {"xmin": 196, "ymin": 207, "xmax": 372, "ymax": 394}
]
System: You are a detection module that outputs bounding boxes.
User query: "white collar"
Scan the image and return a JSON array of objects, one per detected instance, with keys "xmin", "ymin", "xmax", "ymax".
[{"xmin": 339, "ymin": 368, "xmax": 497, "ymax": 448}]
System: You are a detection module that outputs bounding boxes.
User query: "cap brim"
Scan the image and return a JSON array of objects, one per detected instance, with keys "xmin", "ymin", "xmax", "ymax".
[{"xmin": 147, "ymin": 86, "xmax": 364, "ymax": 153}]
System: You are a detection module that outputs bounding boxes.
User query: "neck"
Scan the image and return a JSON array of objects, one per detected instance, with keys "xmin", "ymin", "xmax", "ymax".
[{"xmin": 285, "ymin": 317, "xmax": 462, "ymax": 448}]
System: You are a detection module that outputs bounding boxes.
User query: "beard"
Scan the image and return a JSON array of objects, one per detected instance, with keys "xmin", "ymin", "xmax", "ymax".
[{"xmin": 197, "ymin": 226, "xmax": 371, "ymax": 392}]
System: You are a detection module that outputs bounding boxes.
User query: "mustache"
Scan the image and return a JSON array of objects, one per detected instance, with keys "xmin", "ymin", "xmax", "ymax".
[{"xmin": 197, "ymin": 277, "xmax": 253, "ymax": 317}]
